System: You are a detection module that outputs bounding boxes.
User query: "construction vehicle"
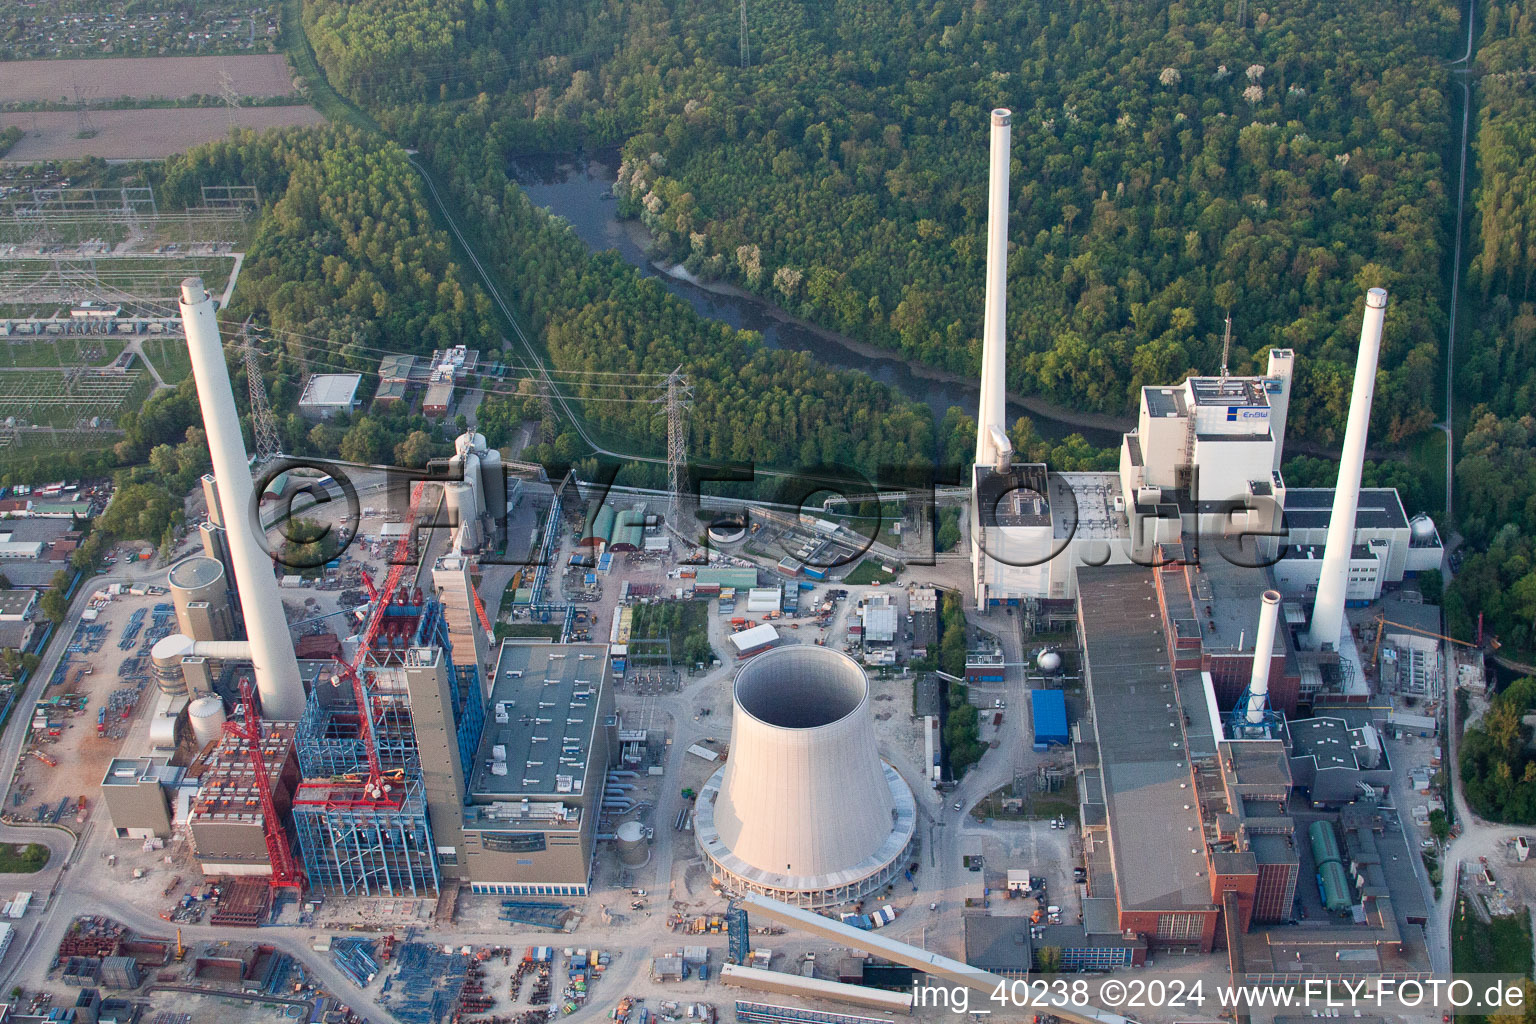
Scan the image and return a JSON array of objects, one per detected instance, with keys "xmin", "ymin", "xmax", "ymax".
[{"xmin": 175, "ymin": 928, "xmax": 185, "ymax": 961}]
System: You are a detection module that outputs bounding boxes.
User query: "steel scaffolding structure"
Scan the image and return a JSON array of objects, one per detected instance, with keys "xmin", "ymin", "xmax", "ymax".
[
  {"xmin": 294, "ymin": 682, "xmax": 420, "ymax": 778},
  {"xmin": 292, "ymin": 777, "xmax": 439, "ymax": 897}
]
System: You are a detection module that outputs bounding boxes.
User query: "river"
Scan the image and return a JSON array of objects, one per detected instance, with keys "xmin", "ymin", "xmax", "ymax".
[{"xmin": 509, "ymin": 152, "xmax": 1125, "ymax": 449}]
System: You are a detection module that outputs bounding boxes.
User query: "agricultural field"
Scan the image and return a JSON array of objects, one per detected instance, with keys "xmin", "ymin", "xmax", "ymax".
[
  {"xmin": 0, "ymin": 105, "xmax": 323, "ymax": 161},
  {"xmin": 0, "ymin": 54, "xmax": 299, "ymax": 105},
  {"xmin": 0, "ymin": 1, "xmax": 280, "ymax": 61}
]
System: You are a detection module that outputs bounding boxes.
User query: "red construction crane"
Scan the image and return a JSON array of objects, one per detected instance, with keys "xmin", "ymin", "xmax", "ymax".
[
  {"xmin": 471, "ymin": 584, "xmax": 495, "ymax": 645},
  {"xmin": 225, "ymin": 678, "xmax": 304, "ymax": 897},
  {"xmin": 312, "ymin": 481, "xmax": 427, "ymax": 810}
]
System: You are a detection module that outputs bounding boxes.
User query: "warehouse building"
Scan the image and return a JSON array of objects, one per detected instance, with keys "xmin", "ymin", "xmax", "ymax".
[
  {"xmin": 296, "ymin": 373, "xmax": 362, "ymax": 421},
  {"xmin": 1030, "ymin": 689, "xmax": 1068, "ymax": 749}
]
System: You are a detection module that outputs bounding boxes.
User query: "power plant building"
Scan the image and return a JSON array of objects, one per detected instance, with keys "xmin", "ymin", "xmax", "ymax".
[
  {"xmin": 457, "ymin": 641, "xmax": 616, "ymax": 896},
  {"xmin": 695, "ymin": 646, "xmax": 916, "ymax": 907}
]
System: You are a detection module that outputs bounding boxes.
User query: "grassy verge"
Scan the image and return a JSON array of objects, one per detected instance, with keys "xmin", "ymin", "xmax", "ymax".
[
  {"xmin": 974, "ymin": 778, "xmax": 1080, "ymax": 822},
  {"xmin": 1452, "ymin": 897, "xmax": 1532, "ymax": 1024},
  {"xmin": 0, "ymin": 843, "xmax": 50, "ymax": 873},
  {"xmin": 139, "ymin": 336, "xmax": 193, "ymax": 384},
  {"xmin": 630, "ymin": 600, "xmax": 711, "ymax": 665},
  {"xmin": 278, "ymin": 0, "xmax": 378, "ymax": 134},
  {"xmin": 845, "ymin": 557, "xmax": 899, "ymax": 585}
]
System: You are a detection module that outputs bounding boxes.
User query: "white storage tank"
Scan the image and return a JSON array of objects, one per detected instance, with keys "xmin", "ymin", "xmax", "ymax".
[
  {"xmin": 616, "ymin": 819, "xmax": 649, "ymax": 866},
  {"xmin": 187, "ymin": 694, "xmax": 227, "ymax": 748}
]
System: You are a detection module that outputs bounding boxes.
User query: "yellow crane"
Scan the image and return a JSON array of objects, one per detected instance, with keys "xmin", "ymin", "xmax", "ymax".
[
  {"xmin": 175, "ymin": 927, "xmax": 185, "ymax": 961},
  {"xmin": 1370, "ymin": 615, "xmax": 1490, "ymax": 670}
]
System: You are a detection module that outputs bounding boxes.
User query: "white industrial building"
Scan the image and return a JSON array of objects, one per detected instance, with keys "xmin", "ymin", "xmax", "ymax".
[
  {"xmin": 297, "ymin": 373, "xmax": 363, "ymax": 420},
  {"xmin": 694, "ymin": 646, "xmax": 916, "ymax": 907}
]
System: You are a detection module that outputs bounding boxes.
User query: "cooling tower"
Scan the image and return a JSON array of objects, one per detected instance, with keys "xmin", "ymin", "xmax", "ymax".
[{"xmin": 694, "ymin": 646, "xmax": 916, "ymax": 907}]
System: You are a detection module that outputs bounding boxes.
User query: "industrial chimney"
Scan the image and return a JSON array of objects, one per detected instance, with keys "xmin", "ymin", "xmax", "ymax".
[
  {"xmin": 179, "ymin": 278, "xmax": 306, "ymax": 720},
  {"xmin": 1246, "ymin": 590, "xmax": 1283, "ymax": 723},
  {"xmin": 1306, "ymin": 288, "xmax": 1387, "ymax": 651},
  {"xmin": 694, "ymin": 646, "xmax": 915, "ymax": 907},
  {"xmin": 974, "ymin": 108, "xmax": 1014, "ymax": 472}
]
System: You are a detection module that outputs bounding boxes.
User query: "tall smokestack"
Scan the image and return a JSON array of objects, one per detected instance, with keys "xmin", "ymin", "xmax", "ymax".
[
  {"xmin": 179, "ymin": 278, "xmax": 306, "ymax": 720},
  {"xmin": 1246, "ymin": 590, "xmax": 1282, "ymax": 723},
  {"xmin": 975, "ymin": 108, "xmax": 1012, "ymax": 470},
  {"xmin": 1306, "ymin": 288, "xmax": 1388, "ymax": 651}
]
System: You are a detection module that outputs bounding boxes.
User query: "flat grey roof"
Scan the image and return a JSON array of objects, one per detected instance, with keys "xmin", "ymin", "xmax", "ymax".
[
  {"xmin": 1178, "ymin": 556, "xmax": 1289, "ymax": 657},
  {"xmin": 1220, "ymin": 739, "xmax": 1293, "ymax": 789},
  {"xmin": 1144, "ymin": 388, "xmax": 1183, "ymax": 418},
  {"xmin": 1284, "ymin": 487, "xmax": 1408, "ymax": 532},
  {"xmin": 1188, "ymin": 376, "xmax": 1270, "ymax": 407},
  {"xmin": 1078, "ymin": 565, "xmax": 1214, "ymax": 915},
  {"xmin": 975, "ymin": 463, "xmax": 1051, "ymax": 528},
  {"xmin": 298, "ymin": 372, "xmax": 362, "ymax": 407},
  {"xmin": 1051, "ymin": 472, "xmax": 1130, "ymax": 542},
  {"xmin": 470, "ymin": 641, "xmax": 608, "ymax": 798},
  {"xmin": 1288, "ymin": 716, "xmax": 1358, "ymax": 770},
  {"xmin": 0, "ymin": 590, "xmax": 34, "ymax": 615},
  {"xmin": 168, "ymin": 556, "xmax": 224, "ymax": 589},
  {"xmin": 0, "ymin": 518, "xmax": 72, "ymax": 543}
]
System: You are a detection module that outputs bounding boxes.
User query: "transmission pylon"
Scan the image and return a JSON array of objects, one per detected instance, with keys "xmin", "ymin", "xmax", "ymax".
[
  {"xmin": 665, "ymin": 367, "xmax": 692, "ymax": 531},
  {"xmin": 217, "ymin": 66, "xmax": 240, "ymax": 130},
  {"xmin": 242, "ymin": 320, "xmax": 282, "ymax": 464},
  {"xmin": 72, "ymin": 83, "xmax": 95, "ymax": 139},
  {"xmin": 739, "ymin": 0, "xmax": 751, "ymax": 68}
]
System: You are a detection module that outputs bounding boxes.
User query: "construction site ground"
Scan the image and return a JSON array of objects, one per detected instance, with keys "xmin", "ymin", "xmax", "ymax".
[{"xmin": 8, "ymin": 578, "xmax": 170, "ymax": 828}]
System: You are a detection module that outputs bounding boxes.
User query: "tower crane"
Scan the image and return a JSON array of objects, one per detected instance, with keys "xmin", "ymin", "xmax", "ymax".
[
  {"xmin": 224, "ymin": 678, "xmax": 305, "ymax": 897},
  {"xmin": 314, "ymin": 480, "xmax": 426, "ymax": 809},
  {"xmin": 1370, "ymin": 615, "xmax": 1492, "ymax": 670}
]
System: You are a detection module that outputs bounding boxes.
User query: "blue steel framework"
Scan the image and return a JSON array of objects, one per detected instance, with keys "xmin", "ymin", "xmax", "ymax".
[
  {"xmin": 291, "ymin": 779, "xmax": 440, "ymax": 897},
  {"xmin": 292, "ymin": 594, "xmax": 484, "ymax": 893}
]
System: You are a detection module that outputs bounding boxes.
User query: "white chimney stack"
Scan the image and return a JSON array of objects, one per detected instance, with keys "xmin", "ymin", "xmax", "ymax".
[
  {"xmin": 1246, "ymin": 590, "xmax": 1282, "ymax": 724},
  {"xmin": 179, "ymin": 278, "xmax": 306, "ymax": 720},
  {"xmin": 974, "ymin": 108, "xmax": 1012, "ymax": 471},
  {"xmin": 1307, "ymin": 288, "xmax": 1387, "ymax": 651}
]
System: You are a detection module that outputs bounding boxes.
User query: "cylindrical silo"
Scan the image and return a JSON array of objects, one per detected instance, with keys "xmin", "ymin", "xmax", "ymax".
[
  {"xmin": 150, "ymin": 633, "xmax": 196, "ymax": 697},
  {"xmin": 479, "ymin": 446, "xmax": 505, "ymax": 528},
  {"xmin": 187, "ymin": 694, "xmax": 227, "ymax": 748},
  {"xmin": 694, "ymin": 646, "xmax": 916, "ymax": 907},
  {"xmin": 616, "ymin": 820, "xmax": 649, "ymax": 866},
  {"xmin": 169, "ymin": 555, "xmax": 232, "ymax": 642}
]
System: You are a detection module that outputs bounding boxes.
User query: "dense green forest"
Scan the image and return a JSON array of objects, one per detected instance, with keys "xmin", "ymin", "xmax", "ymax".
[
  {"xmin": 1446, "ymin": 3, "xmax": 1536, "ymax": 661},
  {"xmin": 1461, "ymin": 676, "xmax": 1536, "ymax": 822},
  {"xmin": 305, "ymin": 0, "xmax": 1457, "ymax": 449}
]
